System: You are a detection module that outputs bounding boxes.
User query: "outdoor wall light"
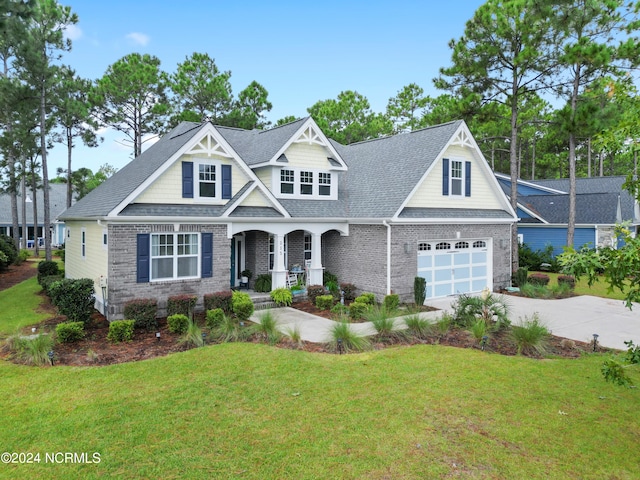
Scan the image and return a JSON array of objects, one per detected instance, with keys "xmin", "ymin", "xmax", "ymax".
[
  {"xmin": 156, "ymin": 332, "xmax": 161, "ymax": 341},
  {"xmin": 47, "ymin": 350, "xmax": 54, "ymax": 366},
  {"xmin": 404, "ymin": 243, "xmax": 411, "ymax": 254},
  {"xmin": 593, "ymin": 334, "xmax": 599, "ymax": 352}
]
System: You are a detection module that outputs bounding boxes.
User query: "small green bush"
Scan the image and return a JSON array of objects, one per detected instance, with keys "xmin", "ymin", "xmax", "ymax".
[
  {"xmin": 206, "ymin": 308, "xmax": 225, "ymax": 329},
  {"xmin": 13, "ymin": 333, "xmax": 53, "ymax": 366},
  {"xmin": 56, "ymin": 321, "xmax": 85, "ymax": 343},
  {"xmin": 48, "ymin": 278, "xmax": 95, "ymax": 324},
  {"xmin": 0, "ymin": 234, "xmax": 18, "ymax": 272},
  {"xmin": 340, "ymin": 283, "xmax": 357, "ymax": 301},
  {"xmin": 414, "ymin": 276, "xmax": 426, "ymax": 306},
  {"xmin": 349, "ymin": 301, "xmax": 369, "ymax": 320},
  {"xmin": 204, "ymin": 291, "xmax": 233, "ymax": 313},
  {"xmin": 17, "ymin": 249, "xmax": 31, "ymax": 264},
  {"xmin": 557, "ymin": 275, "xmax": 576, "ymax": 289},
  {"xmin": 167, "ymin": 314, "xmax": 189, "ymax": 334},
  {"xmin": 40, "ymin": 275, "xmax": 63, "ymax": 295},
  {"xmin": 232, "ymin": 290, "xmax": 254, "ymax": 321},
  {"xmin": 330, "ymin": 303, "xmax": 349, "ymax": 316},
  {"xmin": 270, "ymin": 288, "xmax": 293, "ymax": 306},
  {"xmin": 107, "ymin": 320, "xmax": 135, "ymax": 343},
  {"xmin": 254, "ymin": 274, "xmax": 272, "ymax": 293},
  {"xmin": 355, "ymin": 293, "xmax": 375, "ymax": 305},
  {"xmin": 167, "ymin": 294, "xmax": 197, "ymax": 317},
  {"xmin": 123, "ymin": 298, "xmax": 158, "ymax": 331},
  {"xmin": 404, "ymin": 315, "xmax": 431, "ymax": 340},
  {"xmin": 54, "ymin": 246, "xmax": 65, "ymax": 261},
  {"xmin": 513, "ymin": 267, "xmax": 529, "ymax": 287},
  {"xmin": 383, "ymin": 294, "xmax": 399, "ymax": 311},
  {"xmin": 528, "ymin": 273, "xmax": 550, "ymax": 286},
  {"xmin": 511, "ymin": 314, "xmax": 550, "ymax": 356},
  {"xmin": 307, "ymin": 285, "xmax": 325, "ymax": 304},
  {"xmin": 316, "ymin": 294, "xmax": 334, "ymax": 310},
  {"xmin": 37, "ymin": 260, "xmax": 60, "ymax": 285}
]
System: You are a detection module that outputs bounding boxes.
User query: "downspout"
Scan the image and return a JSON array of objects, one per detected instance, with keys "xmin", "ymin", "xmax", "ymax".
[{"xmin": 383, "ymin": 220, "xmax": 391, "ymax": 295}]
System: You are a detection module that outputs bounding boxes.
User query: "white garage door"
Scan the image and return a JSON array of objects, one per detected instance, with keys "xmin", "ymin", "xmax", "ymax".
[{"xmin": 417, "ymin": 239, "xmax": 491, "ymax": 299}]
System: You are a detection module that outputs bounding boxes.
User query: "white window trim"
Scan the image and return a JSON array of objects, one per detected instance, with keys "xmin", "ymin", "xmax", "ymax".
[
  {"xmin": 304, "ymin": 233, "xmax": 312, "ymax": 261},
  {"xmin": 449, "ymin": 160, "xmax": 464, "ymax": 197},
  {"xmin": 194, "ymin": 158, "xmax": 223, "ymax": 203},
  {"xmin": 150, "ymin": 232, "xmax": 200, "ymax": 282},
  {"xmin": 273, "ymin": 167, "xmax": 337, "ymax": 200},
  {"xmin": 81, "ymin": 227, "xmax": 86, "ymax": 260}
]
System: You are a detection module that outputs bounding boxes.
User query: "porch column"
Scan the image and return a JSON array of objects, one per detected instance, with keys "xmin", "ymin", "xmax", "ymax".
[
  {"xmin": 271, "ymin": 233, "xmax": 287, "ymax": 289},
  {"xmin": 308, "ymin": 232, "xmax": 324, "ymax": 286}
]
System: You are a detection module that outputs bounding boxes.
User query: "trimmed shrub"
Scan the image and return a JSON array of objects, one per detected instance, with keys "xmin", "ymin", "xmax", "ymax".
[
  {"xmin": 513, "ymin": 267, "xmax": 529, "ymax": 287},
  {"xmin": 0, "ymin": 234, "xmax": 18, "ymax": 271},
  {"xmin": 37, "ymin": 260, "xmax": 60, "ymax": 285},
  {"xmin": 307, "ymin": 285, "xmax": 325, "ymax": 305},
  {"xmin": 56, "ymin": 321, "xmax": 85, "ymax": 343},
  {"xmin": 349, "ymin": 301, "xmax": 369, "ymax": 320},
  {"xmin": 167, "ymin": 294, "xmax": 197, "ymax": 317},
  {"xmin": 270, "ymin": 288, "xmax": 292, "ymax": 306},
  {"xmin": 355, "ymin": 293, "xmax": 375, "ymax": 305},
  {"xmin": 167, "ymin": 314, "xmax": 189, "ymax": 334},
  {"xmin": 204, "ymin": 291, "xmax": 233, "ymax": 314},
  {"xmin": 123, "ymin": 298, "xmax": 158, "ymax": 331},
  {"xmin": 414, "ymin": 276, "xmax": 426, "ymax": 306},
  {"xmin": 17, "ymin": 249, "xmax": 30, "ymax": 264},
  {"xmin": 528, "ymin": 273, "xmax": 550, "ymax": 286},
  {"xmin": 206, "ymin": 308, "xmax": 225, "ymax": 329},
  {"xmin": 232, "ymin": 290, "xmax": 254, "ymax": 321},
  {"xmin": 54, "ymin": 246, "xmax": 65, "ymax": 262},
  {"xmin": 331, "ymin": 303, "xmax": 349, "ymax": 316},
  {"xmin": 254, "ymin": 274, "xmax": 272, "ymax": 293},
  {"xmin": 48, "ymin": 278, "xmax": 95, "ymax": 324},
  {"xmin": 107, "ymin": 320, "xmax": 134, "ymax": 343},
  {"xmin": 557, "ymin": 275, "xmax": 576, "ymax": 290},
  {"xmin": 315, "ymin": 295, "xmax": 334, "ymax": 310},
  {"xmin": 40, "ymin": 275, "xmax": 63, "ymax": 295},
  {"xmin": 339, "ymin": 283, "xmax": 357, "ymax": 301},
  {"xmin": 383, "ymin": 294, "xmax": 399, "ymax": 311}
]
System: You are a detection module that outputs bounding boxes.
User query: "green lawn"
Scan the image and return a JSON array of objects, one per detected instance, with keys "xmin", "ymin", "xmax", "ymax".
[
  {"xmin": 0, "ymin": 277, "xmax": 49, "ymax": 337},
  {"xmin": 540, "ymin": 272, "xmax": 627, "ymax": 300},
  {"xmin": 0, "ymin": 344, "xmax": 637, "ymax": 479}
]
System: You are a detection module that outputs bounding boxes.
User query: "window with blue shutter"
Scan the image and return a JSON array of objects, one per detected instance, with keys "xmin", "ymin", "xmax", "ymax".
[
  {"xmin": 137, "ymin": 233, "xmax": 150, "ymax": 283},
  {"xmin": 201, "ymin": 232, "xmax": 213, "ymax": 278},
  {"xmin": 221, "ymin": 165, "xmax": 232, "ymax": 199},
  {"xmin": 465, "ymin": 161, "xmax": 471, "ymax": 197},
  {"xmin": 182, "ymin": 162, "xmax": 194, "ymax": 198},
  {"xmin": 442, "ymin": 158, "xmax": 449, "ymax": 196}
]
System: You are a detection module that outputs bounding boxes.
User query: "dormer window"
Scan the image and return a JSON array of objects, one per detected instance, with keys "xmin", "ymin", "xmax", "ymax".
[
  {"xmin": 182, "ymin": 160, "xmax": 232, "ymax": 201},
  {"xmin": 199, "ymin": 164, "xmax": 216, "ymax": 197},
  {"xmin": 275, "ymin": 167, "xmax": 336, "ymax": 199}
]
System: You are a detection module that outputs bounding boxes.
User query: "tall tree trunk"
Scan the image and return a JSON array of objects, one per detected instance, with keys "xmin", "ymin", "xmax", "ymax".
[
  {"xmin": 3, "ymin": 57, "xmax": 20, "ymax": 251},
  {"xmin": 509, "ymin": 85, "xmax": 519, "ymax": 275},
  {"xmin": 587, "ymin": 137, "xmax": 591, "ymax": 177},
  {"xmin": 66, "ymin": 126, "xmax": 72, "ymax": 208},
  {"xmin": 567, "ymin": 64, "xmax": 581, "ymax": 249},
  {"xmin": 31, "ymin": 159, "xmax": 39, "ymax": 258},
  {"xmin": 531, "ymin": 137, "xmax": 536, "ymax": 180},
  {"xmin": 20, "ymin": 167, "xmax": 27, "ymax": 250},
  {"xmin": 40, "ymin": 72, "xmax": 51, "ymax": 261}
]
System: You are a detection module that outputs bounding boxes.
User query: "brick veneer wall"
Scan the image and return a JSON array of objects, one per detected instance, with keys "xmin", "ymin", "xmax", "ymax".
[
  {"xmin": 107, "ymin": 223, "xmax": 230, "ymax": 320},
  {"xmin": 322, "ymin": 223, "xmax": 512, "ymax": 302}
]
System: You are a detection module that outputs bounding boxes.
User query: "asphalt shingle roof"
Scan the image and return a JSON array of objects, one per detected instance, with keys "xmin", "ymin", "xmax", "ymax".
[
  {"xmin": 398, "ymin": 208, "xmax": 513, "ymax": 219},
  {"xmin": 0, "ymin": 183, "xmax": 68, "ymax": 224},
  {"xmin": 521, "ymin": 193, "xmax": 622, "ymax": 224}
]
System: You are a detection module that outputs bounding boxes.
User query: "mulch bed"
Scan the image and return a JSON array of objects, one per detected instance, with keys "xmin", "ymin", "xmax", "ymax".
[{"xmin": 1, "ymin": 268, "xmax": 597, "ymax": 366}]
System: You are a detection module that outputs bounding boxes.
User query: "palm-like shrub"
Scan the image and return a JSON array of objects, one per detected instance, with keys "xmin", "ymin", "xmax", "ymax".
[
  {"xmin": 327, "ymin": 321, "xmax": 371, "ymax": 353},
  {"xmin": 453, "ymin": 293, "xmax": 510, "ymax": 330},
  {"xmin": 510, "ymin": 314, "xmax": 550, "ymax": 356}
]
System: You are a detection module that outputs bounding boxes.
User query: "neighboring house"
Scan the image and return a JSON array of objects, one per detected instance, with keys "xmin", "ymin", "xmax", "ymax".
[
  {"xmin": 60, "ymin": 117, "xmax": 517, "ymax": 320},
  {"xmin": 0, "ymin": 183, "xmax": 69, "ymax": 247},
  {"xmin": 495, "ymin": 173, "xmax": 640, "ymax": 255}
]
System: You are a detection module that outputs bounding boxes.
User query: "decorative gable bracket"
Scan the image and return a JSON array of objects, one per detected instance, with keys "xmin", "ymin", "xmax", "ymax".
[
  {"xmin": 187, "ymin": 133, "xmax": 233, "ymax": 158},
  {"xmin": 293, "ymin": 125, "xmax": 326, "ymax": 147},
  {"xmin": 450, "ymin": 129, "xmax": 474, "ymax": 149}
]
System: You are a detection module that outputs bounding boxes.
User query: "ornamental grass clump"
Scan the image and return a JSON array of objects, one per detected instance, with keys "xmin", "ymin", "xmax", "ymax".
[
  {"xmin": 404, "ymin": 314, "xmax": 431, "ymax": 340},
  {"xmin": 12, "ymin": 333, "xmax": 54, "ymax": 366},
  {"xmin": 252, "ymin": 310, "xmax": 282, "ymax": 345},
  {"xmin": 179, "ymin": 318, "xmax": 204, "ymax": 348},
  {"xmin": 365, "ymin": 305, "xmax": 406, "ymax": 341},
  {"xmin": 510, "ymin": 314, "xmax": 550, "ymax": 356},
  {"xmin": 327, "ymin": 321, "xmax": 371, "ymax": 353},
  {"xmin": 212, "ymin": 314, "xmax": 251, "ymax": 343}
]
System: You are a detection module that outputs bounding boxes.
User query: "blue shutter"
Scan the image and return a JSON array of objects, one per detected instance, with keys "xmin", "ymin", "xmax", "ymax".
[
  {"xmin": 465, "ymin": 161, "xmax": 471, "ymax": 197},
  {"xmin": 201, "ymin": 232, "xmax": 213, "ymax": 278},
  {"xmin": 442, "ymin": 158, "xmax": 449, "ymax": 196},
  {"xmin": 137, "ymin": 234, "xmax": 150, "ymax": 283},
  {"xmin": 182, "ymin": 162, "xmax": 194, "ymax": 198},
  {"xmin": 221, "ymin": 164, "xmax": 232, "ymax": 199}
]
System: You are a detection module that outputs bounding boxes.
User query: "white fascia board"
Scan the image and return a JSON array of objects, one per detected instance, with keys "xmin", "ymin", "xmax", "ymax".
[
  {"xmin": 516, "ymin": 203, "xmax": 548, "ymax": 224},
  {"xmin": 390, "ymin": 217, "xmax": 517, "ymax": 225},
  {"xmin": 264, "ymin": 117, "xmax": 348, "ymax": 171},
  {"xmin": 494, "ymin": 172, "xmax": 566, "ymax": 195}
]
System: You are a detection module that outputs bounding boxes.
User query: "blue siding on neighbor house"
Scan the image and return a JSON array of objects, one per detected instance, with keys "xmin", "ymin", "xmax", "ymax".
[
  {"xmin": 518, "ymin": 226, "xmax": 596, "ymax": 255},
  {"xmin": 516, "ymin": 207, "xmax": 533, "ymax": 219}
]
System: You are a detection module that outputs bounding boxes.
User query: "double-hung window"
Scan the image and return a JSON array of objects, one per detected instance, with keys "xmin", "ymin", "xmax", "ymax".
[
  {"xmin": 450, "ymin": 160, "xmax": 463, "ymax": 196},
  {"xmin": 281, "ymin": 169, "xmax": 294, "ymax": 194},
  {"xmin": 198, "ymin": 164, "xmax": 216, "ymax": 198},
  {"xmin": 318, "ymin": 173, "xmax": 331, "ymax": 196},
  {"xmin": 442, "ymin": 158, "xmax": 471, "ymax": 197},
  {"xmin": 300, "ymin": 171, "xmax": 313, "ymax": 195},
  {"xmin": 151, "ymin": 233, "xmax": 199, "ymax": 280},
  {"xmin": 277, "ymin": 168, "xmax": 335, "ymax": 198}
]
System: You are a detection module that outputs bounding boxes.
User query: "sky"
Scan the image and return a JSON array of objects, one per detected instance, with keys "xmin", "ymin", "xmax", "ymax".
[{"xmin": 48, "ymin": 0, "xmax": 486, "ymax": 175}]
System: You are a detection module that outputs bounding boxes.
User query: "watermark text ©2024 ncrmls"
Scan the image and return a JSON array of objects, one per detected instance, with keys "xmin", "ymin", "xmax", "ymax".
[{"xmin": 1, "ymin": 452, "xmax": 101, "ymax": 464}]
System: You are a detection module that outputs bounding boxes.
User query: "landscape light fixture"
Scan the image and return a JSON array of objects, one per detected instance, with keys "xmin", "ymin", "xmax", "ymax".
[
  {"xmin": 156, "ymin": 332, "xmax": 161, "ymax": 341},
  {"xmin": 240, "ymin": 321, "xmax": 245, "ymax": 327},
  {"xmin": 201, "ymin": 332, "xmax": 207, "ymax": 346},
  {"xmin": 481, "ymin": 335, "xmax": 488, "ymax": 351},
  {"xmin": 593, "ymin": 334, "xmax": 599, "ymax": 352},
  {"xmin": 47, "ymin": 350, "xmax": 54, "ymax": 366},
  {"xmin": 337, "ymin": 338, "xmax": 344, "ymax": 355}
]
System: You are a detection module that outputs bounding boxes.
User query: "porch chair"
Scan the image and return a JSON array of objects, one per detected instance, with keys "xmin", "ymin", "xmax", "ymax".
[{"xmin": 286, "ymin": 273, "xmax": 299, "ymax": 288}]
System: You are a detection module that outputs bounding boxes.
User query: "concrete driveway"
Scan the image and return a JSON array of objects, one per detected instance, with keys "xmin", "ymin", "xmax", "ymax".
[
  {"xmin": 257, "ymin": 295, "xmax": 640, "ymax": 351},
  {"xmin": 427, "ymin": 295, "xmax": 640, "ymax": 350}
]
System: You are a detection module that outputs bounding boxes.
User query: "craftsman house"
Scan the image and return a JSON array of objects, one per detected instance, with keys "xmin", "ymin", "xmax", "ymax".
[{"xmin": 60, "ymin": 117, "xmax": 517, "ymax": 320}]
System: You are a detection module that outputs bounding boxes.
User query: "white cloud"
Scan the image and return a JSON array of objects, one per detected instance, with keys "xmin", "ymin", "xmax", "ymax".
[
  {"xmin": 63, "ymin": 24, "xmax": 82, "ymax": 41},
  {"xmin": 126, "ymin": 32, "xmax": 150, "ymax": 46}
]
